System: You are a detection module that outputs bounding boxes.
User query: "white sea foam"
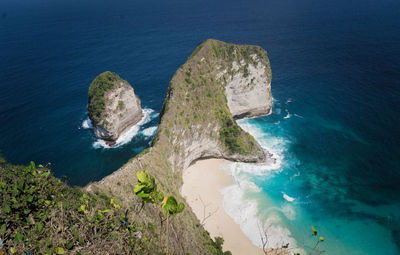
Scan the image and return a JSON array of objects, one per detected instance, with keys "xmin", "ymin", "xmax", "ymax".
[
  {"xmin": 220, "ymin": 176, "xmax": 264, "ymax": 247},
  {"xmin": 221, "ymin": 164, "xmax": 298, "ymax": 250},
  {"xmin": 219, "ymin": 119, "xmax": 300, "ymax": 252},
  {"xmin": 261, "ymin": 215, "xmax": 298, "ymax": 250},
  {"xmin": 93, "ymin": 108, "xmax": 156, "ymax": 149},
  {"xmin": 286, "ymin": 98, "xmax": 293, "ymax": 104},
  {"xmin": 282, "ymin": 192, "xmax": 295, "ymax": 202},
  {"xmin": 294, "ymin": 113, "xmax": 304, "ymax": 118},
  {"xmin": 290, "ymin": 171, "xmax": 301, "ymax": 182},
  {"xmin": 82, "ymin": 118, "xmax": 92, "ymax": 129},
  {"xmin": 142, "ymin": 126, "xmax": 158, "ymax": 136},
  {"xmin": 284, "ymin": 110, "xmax": 291, "ymax": 119},
  {"xmin": 236, "ymin": 120, "xmax": 287, "ymax": 175}
]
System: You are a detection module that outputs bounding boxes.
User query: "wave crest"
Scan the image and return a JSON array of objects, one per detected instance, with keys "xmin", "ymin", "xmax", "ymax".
[
  {"xmin": 142, "ymin": 126, "xmax": 158, "ymax": 137},
  {"xmin": 219, "ymin": 118, "xmax": 300, "ymax": 251},
  {"xmin": 92, "ymin": 108, "xmax": 157, "ymax": 149},
  {"xmin": 82, "ymin": 118, "xmax": 93, "ymax": 129}
]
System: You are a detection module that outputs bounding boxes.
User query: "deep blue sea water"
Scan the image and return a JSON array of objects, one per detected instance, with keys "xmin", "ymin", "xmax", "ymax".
[{"xmin": 1, "ymin": 0, "xmax": 399, "ymax": 253}]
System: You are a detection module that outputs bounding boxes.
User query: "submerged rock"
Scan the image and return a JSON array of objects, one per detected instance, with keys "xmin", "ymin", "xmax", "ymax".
[{"xmin": 87, "ymin": 71, "xmax": 142, "ymax": 145}]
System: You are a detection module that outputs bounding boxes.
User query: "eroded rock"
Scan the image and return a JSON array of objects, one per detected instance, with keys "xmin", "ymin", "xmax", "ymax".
[{"xmin": 87, "ymin": 71, "xmax": 142, "ymax": 145}]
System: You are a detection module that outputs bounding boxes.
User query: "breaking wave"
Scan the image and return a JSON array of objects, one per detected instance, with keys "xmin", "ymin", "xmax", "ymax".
[
  {"xmin": 142, "ymin": 126, "xmax": 158, "ymax": 137},
  {"xmin": 219, "ymin": 118, "xmax": 299, "ymax": 251},
  {"xmin": 81, "ymin": 118, "xmax": 92, "ymax": 129},
  {"xmin": 92, "ymin": 108, "xmax": 157, "ymax": 149}
]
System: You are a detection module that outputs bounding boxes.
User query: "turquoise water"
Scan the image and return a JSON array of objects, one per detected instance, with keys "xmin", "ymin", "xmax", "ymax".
[
  {"xmin": 222, "ymin": 96, "xmax": 400, "ymax": 254},
  {"xmin": 1, "ymin": 0, "xmax": 399, "ymax": 253}
]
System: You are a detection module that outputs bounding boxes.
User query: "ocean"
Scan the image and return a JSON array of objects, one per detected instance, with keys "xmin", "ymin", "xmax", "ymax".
[{"xmin": 0, "ymin": 0, "xmax": 399, "ymax": 254}]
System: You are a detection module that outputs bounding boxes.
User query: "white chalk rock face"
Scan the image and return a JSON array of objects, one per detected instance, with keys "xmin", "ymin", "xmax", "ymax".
[
  {"xmin": 225, "ymin": 54, "xmax": 272, "ymax": 119},
  {"xmin": 87, "ymin": 71, "xmax": 142, "ymax": 145}
]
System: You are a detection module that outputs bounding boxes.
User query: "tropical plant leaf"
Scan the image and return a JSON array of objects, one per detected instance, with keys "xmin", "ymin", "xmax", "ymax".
[
  {"xmin": 177, "ymin": 202, "xmax": 185, "ymax": 214},
  {"xmin": 136, "ymin": 171, "xmax": 148, "ymax": 183},
  {"xmin": 157, "ymin": 190, "xmax": 165, "ymax": 202},
  {"xmin": 163, "ymin": 196, "xmax": 184, "ymax": 216},
  {"xmin": 136, "ymin": 191, "xmax": 150, "ymax": 199},
  {"xmin": 134, "ymin": 184, "xmax": 145, "ymax": 194},
  {"xmin": 135, "ymin": 171, "xmax": 161, "ymax": 204}
]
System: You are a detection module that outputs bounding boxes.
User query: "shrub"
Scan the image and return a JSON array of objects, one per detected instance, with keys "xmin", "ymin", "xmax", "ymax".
[
  {"xmin": 87, "ymin": 71, "xmax": 119, "ymax": 124},
  {"xmin": 215, "ymin": 109, "xmax": 255, "ymax": 154},
  {"xmin": 0, "ymin": 161, "xmax": 149, "ymax": 254}
]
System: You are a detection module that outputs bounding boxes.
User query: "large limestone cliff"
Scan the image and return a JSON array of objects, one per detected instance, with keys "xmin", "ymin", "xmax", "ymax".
[
  {"xmin": 87, "ymin": 71, "xmax": 143, "ymax": 145},
  {"xmin": 154, "ymin": 39, "xmax": 272, "ymax": 170},
  {"xmin": 87, "ymin": 39, "xmax": 272, "ymax": 254},
  {"xmin": 225, "ymin": 53, "xmax": 272, "ymax": 119}
]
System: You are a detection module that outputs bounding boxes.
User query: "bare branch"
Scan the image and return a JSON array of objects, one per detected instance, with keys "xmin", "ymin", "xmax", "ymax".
[{"xmin": 198, "ymin": 195, "xmax": 219, "ymax": 226}]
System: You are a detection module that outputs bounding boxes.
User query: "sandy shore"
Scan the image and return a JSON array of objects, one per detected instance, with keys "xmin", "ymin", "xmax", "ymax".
[{"xmin": 181, "ymin": 159, "xmax": 264, "ymax": 255}]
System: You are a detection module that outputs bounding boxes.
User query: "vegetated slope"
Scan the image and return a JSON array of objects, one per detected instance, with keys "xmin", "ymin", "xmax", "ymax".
[
  {"xmin": 87, "ymin": 39, "xmax": 272, "ymax": 254},
  {"xmin": 0, "ymin": 160, "xmax": 158, "ymax": 254},
  {"xmin": 1, "ymin": 158, "xmax": 230, "ymax": 255}
]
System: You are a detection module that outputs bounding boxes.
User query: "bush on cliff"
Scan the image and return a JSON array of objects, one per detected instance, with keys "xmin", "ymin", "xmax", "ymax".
[
  {"xmin": 0, "ymin": 161, "xmax": 157, "ymax": 254},
  {"xmin": 215, "ymin": 108, "xmax": 256, "ymax": 155},
  {"xmin": 87, "ymin": 71, "xmax": 120, "ymax": 124},
  {"xmin": 0, "ymin": 160, "xmax": 231, "ymax": 255}
]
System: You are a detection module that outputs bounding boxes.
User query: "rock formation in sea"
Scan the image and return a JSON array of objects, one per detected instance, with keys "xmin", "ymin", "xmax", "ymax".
[
  {"xmin": 87, "ymin": 71, "xmax": 143, "ymax": 145},
  {"xmin": 87, "ymin": 39, "xmax": 272, "ymax": 254}
]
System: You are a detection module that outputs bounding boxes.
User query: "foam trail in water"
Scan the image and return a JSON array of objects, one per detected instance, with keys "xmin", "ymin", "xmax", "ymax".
[
  {"xmin": 142, "ymin": 126, "xmax": 157, "ymax": 136},
  {"xmin": 93, "ymin": 108, "xmax": 156, "ymax": 149},
  {"xmin": 284, "ymin": 110, "xmax": 291, "ymax": 119}
]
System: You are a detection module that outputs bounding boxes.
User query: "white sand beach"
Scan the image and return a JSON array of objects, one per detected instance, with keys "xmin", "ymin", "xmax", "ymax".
[{"xmin": 181, "ymin": 159, "xmax": 264, "ymax": 255}]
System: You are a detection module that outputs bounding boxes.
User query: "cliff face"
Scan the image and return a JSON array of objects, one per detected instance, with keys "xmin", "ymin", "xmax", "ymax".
[
  {"xmin": 87, "ymin": 39, "xmax": 272, "ymax": 254},
  {"xmin": 225, "ymin": 54, "xmax": 272, "ymax": 119},
  {"xmin": 87, "ymin": 71, "xmax": 143, "ymax": 144},
  {"xmin": 155, "ymin": 39, "xmax": 272, "ymax": 170}
]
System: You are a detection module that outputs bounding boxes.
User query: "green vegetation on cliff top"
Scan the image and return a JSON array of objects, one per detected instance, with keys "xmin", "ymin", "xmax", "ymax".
[
  {"xmin": 87, "ymin": 71, "xmax": 125, "ymax": 125},
  {"xmin": 157, "ymin": 39, "xmax": 269, "ymax": 156}
]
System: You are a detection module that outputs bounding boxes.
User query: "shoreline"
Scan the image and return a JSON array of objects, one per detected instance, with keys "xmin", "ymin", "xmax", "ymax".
[
  {"xmin": 181, "ymin": 159, "xmax": 264, "ymax": 255},
  {"xmin": 90, "ymin": 108, "xmax": 156, "ymax": 149}
]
